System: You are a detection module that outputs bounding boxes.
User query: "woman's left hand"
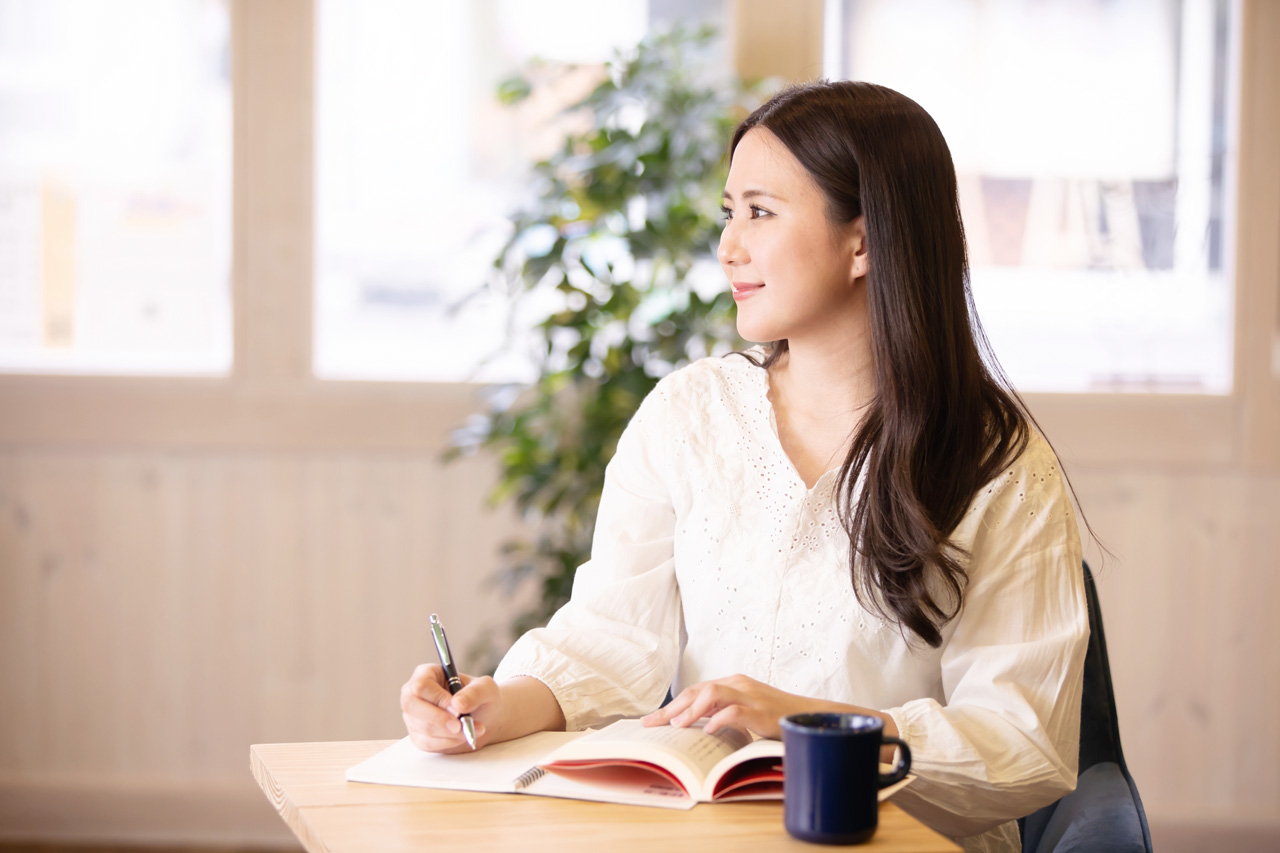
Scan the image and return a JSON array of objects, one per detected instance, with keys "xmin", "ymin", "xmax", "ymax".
[{"xmin": 641, "ymin": 674, "xmax": 830, "ymax": 739}]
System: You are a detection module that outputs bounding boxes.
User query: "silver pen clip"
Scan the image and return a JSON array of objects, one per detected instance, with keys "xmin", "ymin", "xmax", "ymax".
[{"xmin": 429, "ymin": 613, "xmax": 452, "ymax": 667}]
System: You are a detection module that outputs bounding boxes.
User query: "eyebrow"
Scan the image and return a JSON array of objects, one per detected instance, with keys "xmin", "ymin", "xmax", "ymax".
[{"xmin": 721, "ymin": 189, "xmax": 787, "ymax": 203}]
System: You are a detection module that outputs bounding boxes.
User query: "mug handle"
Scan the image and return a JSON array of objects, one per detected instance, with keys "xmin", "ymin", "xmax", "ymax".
[{"xmin": 878, "ymin": 736, "xmax": 911, "ymax": 787}]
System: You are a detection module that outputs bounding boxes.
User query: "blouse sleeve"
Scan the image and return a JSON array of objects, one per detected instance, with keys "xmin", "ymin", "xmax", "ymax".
[
  {"xmin": 884, "ymin": 436, "xmax": 1089, "ymax": 839},
  {"xmin": 492, "ymin": 383, "xmax": 682, "ymax": 731}
]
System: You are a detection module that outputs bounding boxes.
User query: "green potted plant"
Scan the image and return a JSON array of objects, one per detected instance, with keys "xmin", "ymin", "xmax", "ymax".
[{"xmin": 449, "ymin": 25, "xmax": 770, "ymax": 663}]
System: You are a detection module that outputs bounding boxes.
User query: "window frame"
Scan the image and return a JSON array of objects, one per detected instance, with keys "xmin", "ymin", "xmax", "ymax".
[{"xmin": 1, "ymin": 0, "xmax": 1276, "ymax": 471}]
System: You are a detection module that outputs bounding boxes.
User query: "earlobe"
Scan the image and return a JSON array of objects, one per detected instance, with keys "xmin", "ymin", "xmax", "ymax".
[
  {"xmin": 848, "ymin": 215, "xmax": 869, "ymax": 280},
  {"xmin": 849, "ymin": 246, "xmax": 869, "ymax": 282}
]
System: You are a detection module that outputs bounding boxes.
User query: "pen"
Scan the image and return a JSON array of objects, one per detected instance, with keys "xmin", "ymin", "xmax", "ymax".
[{"xmin": 429, "ymin": 613, "xmax": 477, "ymax": 750}]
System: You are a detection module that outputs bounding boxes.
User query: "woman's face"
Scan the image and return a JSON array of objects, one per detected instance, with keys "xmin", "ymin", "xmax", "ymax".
[{"xmin": 718, "ymin": 127, "xmax": 867, "ymax": 346}]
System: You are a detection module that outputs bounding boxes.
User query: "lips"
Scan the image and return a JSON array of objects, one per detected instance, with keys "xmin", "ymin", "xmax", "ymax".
[{"xmin": 732, "ymin": 283, "xmax": 764, "ymax": 301}]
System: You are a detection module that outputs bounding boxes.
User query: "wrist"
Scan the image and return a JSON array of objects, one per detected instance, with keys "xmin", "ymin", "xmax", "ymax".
[{"xmin": 496, "ymin": 676, "xmax": 567, "ymax": 742}]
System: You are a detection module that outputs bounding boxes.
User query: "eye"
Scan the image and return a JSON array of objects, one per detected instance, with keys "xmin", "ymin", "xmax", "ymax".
[
  {"xmin": 748, "ymin": 204, "xmax": 773, "ymax": 220},
  {"xmin": 720, "ymin": 204, "xmax": 733, "ymax": 222}
]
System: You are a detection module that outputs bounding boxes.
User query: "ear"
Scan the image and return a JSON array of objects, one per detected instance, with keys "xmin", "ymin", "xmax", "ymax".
[{"xmin": 848, "ymin": 215, "xmax": 869, "ymax": 280}]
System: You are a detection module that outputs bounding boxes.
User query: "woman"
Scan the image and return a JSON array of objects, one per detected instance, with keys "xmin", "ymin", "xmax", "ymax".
[{"xmin": 401, "ymin": 81, "xmax": 1088, "ymax": 853}]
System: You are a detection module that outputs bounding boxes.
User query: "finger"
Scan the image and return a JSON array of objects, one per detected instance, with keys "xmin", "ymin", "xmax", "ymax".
[
  {"xmin": 406, "ymin": 722, "xmax": 488, "ymax": 755},
  {"xmin": 401, "ymin": 679, "xmax": 465, "ymax": 733},
  {"xmin": 702, "ymin": 703, "xmax": 749, "ymax": 735},
  {"xmin": 406, "ymin": 664, "xmax": 454, "ymax": 707},
  {"xmin": 401, "ymin": 673, "xmax": 450, "ymax": 713},
  {"xmin": 671, "ymin": 684, "xmax": 740, "ymax": 727},
  {"xmin": 448, "ymin": 675, "xmax": 497, "ymax": 716},
  {"xmin": 403, "ymin": 692, "xmax": 463, "ymax": 735},
  {"xmin": 405, "ymin": 708, "xmax": 487, "ymax": 742},
  {"xmin": 642, "ymin": 687, "xmax": 698, "ymax": 726}
]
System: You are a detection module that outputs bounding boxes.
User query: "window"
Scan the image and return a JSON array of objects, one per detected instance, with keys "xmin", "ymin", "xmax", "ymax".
[
  {"xmin": 2, "ymin": 0, "xmax": 1275, "ymax": 466},
  {"xmin": 313, "ymin": 0, "xmax": 662, "ymax": 383},
  {"xmin": 0, "ymin": 0, "xmax": 232, "ymax": 375},
  {"xmin": 833, "ymin": 0, "xmax": 1235, "ymax": 394}
]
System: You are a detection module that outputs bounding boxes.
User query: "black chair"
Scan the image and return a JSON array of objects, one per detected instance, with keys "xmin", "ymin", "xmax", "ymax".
[{"xmin": 1019, "ymin": 562, "xmax": 1153, "ymax": 853}]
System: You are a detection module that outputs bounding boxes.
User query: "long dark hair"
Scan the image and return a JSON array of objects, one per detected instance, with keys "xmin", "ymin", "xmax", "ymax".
[{"xmin": 732, "ymin": 80, "xmax": 1031, "ymax": 648}]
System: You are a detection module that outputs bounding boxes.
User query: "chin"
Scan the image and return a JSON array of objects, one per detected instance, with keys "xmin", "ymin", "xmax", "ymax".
[{"xmin": 736, "ymin": 319, "xmax": 778, "ymax": 345}]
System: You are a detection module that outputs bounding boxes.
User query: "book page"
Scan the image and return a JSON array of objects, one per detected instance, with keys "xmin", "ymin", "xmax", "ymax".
[
  {"xmin": 705, "ymin": 737, "xmax": 784, "ymax": 800},
  {"xmin": 345, "ymin": 732, "xmax": 583, "ymax": 793},
  {"xmin": 543, "ymin": 719, "xmax": 752, "ymax": 798},
  {"xmin": 526, "ymin": 761, "xmax": 697, "ymax": 810}
]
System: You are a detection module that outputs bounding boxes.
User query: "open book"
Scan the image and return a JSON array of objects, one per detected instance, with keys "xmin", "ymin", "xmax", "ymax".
[{"xmin": 346, "ymin": 719, "xmax": 911, "ymax": 810}]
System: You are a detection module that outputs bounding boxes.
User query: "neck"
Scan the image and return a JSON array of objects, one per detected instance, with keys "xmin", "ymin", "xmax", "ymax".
[{"xmin": 770, "ymin": 308, "xmax": 875, "ymax": 423}]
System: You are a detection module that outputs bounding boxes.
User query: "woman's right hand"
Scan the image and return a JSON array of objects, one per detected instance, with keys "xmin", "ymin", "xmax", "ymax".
[{"xmin": 400, "ymin": 663, "xmax": 502, "ymax": 754}]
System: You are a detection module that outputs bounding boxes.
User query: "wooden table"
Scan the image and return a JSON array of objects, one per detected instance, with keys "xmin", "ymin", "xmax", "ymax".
[{"xmin": 251, "ymin": 740, "xmax": 961, "ymax": 852}]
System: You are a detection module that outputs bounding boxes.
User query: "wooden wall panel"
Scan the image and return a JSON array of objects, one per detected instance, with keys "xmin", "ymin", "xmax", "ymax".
[
  {"xmin": 0, "ymin": 455, "xmax": 47, "ymax": 772},
  {"xmin": 0, "ymin": 449, "xmax": 527, "ymax": 798},
  {"xmin": 1071, "ymin": 465, "xmax": 1280, "ymax": 821}
]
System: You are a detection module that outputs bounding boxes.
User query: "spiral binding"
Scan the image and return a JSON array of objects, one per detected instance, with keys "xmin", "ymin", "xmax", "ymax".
[{"xmin": 513, "ymin": 765, "xmax": 547, "ymax": 790}]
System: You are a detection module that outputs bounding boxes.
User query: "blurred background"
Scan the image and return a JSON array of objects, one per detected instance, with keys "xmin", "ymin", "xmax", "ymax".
[{"xmin": 0, "ymin": 0, "xmax": 1276, "ymax": 850}]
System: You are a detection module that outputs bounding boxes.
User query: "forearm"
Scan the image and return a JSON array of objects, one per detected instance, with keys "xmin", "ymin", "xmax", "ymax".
[
  {"xmin": 884, "ymin": 699, "xmax": 1078, "ymax": 836},
  {"xmin": 489, "ymin": 676, "xmax": 567, "ymax": 744}
]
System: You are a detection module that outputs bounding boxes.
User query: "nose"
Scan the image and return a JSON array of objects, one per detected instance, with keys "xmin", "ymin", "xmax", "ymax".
[{"xmin": 718, "ymin": 220, "xmax": 747, "ymax": 267}]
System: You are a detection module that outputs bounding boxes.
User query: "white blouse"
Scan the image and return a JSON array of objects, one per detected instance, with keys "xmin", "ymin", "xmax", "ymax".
[{"xmin": 494, "ymin": 351, "xmax": 1088, "ymax": 853}]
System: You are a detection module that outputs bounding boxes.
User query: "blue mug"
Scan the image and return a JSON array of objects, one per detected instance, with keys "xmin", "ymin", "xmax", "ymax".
[{"xmin": 780, "ymin": 712, "xmax": 912, "ymax": 845}]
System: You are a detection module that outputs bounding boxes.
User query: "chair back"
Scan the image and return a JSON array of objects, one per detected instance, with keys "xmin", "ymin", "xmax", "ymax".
[
  {"xmin": 1019, "ymin": 562, "xmax": 1153, "ymax": 853},
  {"xmin": 1077, "ymin": 561, "xmax": 1125, "ymax": 771}
]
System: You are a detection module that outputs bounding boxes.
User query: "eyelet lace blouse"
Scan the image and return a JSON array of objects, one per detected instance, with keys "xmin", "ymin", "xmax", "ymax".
[{"xmin": 494, "ymin": 350, "xmax": 1088, "ymax": 853}]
